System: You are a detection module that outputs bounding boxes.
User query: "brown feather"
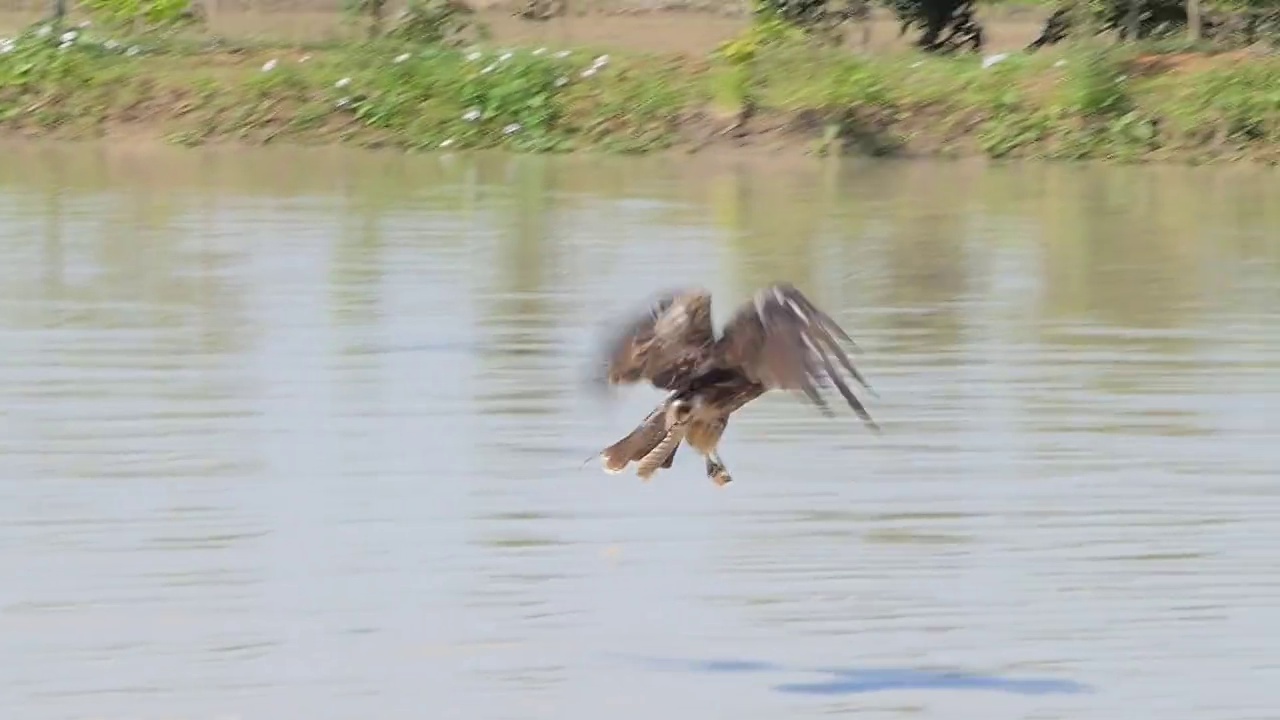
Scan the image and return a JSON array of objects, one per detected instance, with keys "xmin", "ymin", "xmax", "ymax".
[
  {"xmin": 712, "ymin": 282, "xmax": 878, "ymax": 430},
  {"xmin": 594, "ymin": 281, "xmax": 879, "ymax": 484},
  {"xmin": 599, "ymin": 404, "xmax": 670, "ymax": 474},
  {"xmin": 593, "ymin": 288, "xmax": 716, "ymax": 391}
]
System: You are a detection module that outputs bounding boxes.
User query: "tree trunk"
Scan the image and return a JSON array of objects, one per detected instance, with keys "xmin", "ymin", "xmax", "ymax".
[
  {"xmin": 1187, "ymin": 0, "xmax": 1201, "ymax": 40},
  {"xmin": 1125, "ymin": 0, "xmax": 1141, "ymax": 40},
  {"xmin": 368, "ymin": 0, "xmax": 386, "ymax": 39}
]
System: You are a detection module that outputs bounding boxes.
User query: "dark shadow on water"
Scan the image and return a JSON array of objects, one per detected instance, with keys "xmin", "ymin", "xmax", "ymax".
[{"xmin": 620, "ymin": 656, "xmax": 1092, "ymax": 697}]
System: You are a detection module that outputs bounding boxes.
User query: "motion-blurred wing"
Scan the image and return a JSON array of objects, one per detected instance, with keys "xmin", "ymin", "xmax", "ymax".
[
  {"xmin": 715, "ymin": 282, "xmax": 878, "ymax": 430},
  {"xmin": 593, "ymin": 288, "xmax": 716, "ymax": 391}
]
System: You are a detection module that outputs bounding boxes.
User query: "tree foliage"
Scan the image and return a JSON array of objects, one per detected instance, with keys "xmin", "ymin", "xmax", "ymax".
[
  {"xmin": 77, "ymin": 0, "xmax": 204, "ymax": 32},
  {"xmin": 884, "ymin": 0, "xmax": 984, "ymax": 52},
  {"xmin": 1027, "ymin": 0, "xmax": 1280, "ymax": 50},
  {"xmin": 752, "ymin": 0, "xmax": 986, "ymax": 53},
  {"xmin": 749, "ymin": 0, "xmax": 1280, "ymax": 53}
]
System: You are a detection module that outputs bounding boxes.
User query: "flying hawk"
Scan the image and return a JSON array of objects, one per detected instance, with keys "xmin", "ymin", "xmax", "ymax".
[{"xmin": 590, "ymin": 282, "xmax": 878, "ymax": 486}]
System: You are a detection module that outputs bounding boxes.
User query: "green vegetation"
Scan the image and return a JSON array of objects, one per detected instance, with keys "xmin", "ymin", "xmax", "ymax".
[
  {"xmin": 76, "ymin": 0, "xmax": 199, "ymax": 32},
  {"xmin": 1, "ymin": 1, "xmax": 1280, "ymax": 162}
]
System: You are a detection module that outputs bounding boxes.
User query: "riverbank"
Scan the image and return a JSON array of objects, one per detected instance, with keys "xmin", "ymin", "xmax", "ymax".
[{"xmin": 2, "ymin": 18, "xmax": 1279, "ymax": 163}]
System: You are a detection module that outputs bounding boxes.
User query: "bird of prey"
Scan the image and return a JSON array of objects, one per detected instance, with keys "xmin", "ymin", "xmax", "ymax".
[{"xmin": 590, "ymin": 282, "xmax": 878, "ymax": 486}]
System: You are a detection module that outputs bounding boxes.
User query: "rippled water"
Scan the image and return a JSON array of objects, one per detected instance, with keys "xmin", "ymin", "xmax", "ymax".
[{"xmin": 1, "ymin": 145, "xmax": 1278, "ymax": 720}]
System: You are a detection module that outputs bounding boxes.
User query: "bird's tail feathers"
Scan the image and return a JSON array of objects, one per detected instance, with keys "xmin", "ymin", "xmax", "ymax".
[
  {"xmin": 635, "ymin": 425, "xmax": 686, "ymax": 479},
  {"xmin": 600, "ymin": 403, "xmax": 674, "ymax": 475}
]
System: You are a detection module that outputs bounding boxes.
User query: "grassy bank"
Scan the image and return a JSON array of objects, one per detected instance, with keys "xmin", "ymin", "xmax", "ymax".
[{"xmin": 2, "ymin": 20, "xmax": 1279, "ymax": 162}]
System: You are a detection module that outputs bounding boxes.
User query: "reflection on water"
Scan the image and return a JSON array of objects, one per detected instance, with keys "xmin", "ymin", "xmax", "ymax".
[
  {"xmin": 1, "ymin": 144, "xmax": 1278, "ymax": 720},
  {"xmin": 627, "ymin": 656, "xmax": 1089, "ymax": 696}
]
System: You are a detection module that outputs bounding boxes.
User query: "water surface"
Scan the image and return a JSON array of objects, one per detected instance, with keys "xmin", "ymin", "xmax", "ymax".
[{"xmin": 1, "ymin": 145, "xmax": 1278, "ymax": 720}]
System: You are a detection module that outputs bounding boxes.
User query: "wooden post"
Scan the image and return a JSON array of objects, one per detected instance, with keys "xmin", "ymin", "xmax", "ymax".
[
  {"xmin": 51, "ymin": 0, "xmax": 67, "ymax": 26},
  {"xmin": 1187, "ymin": 0, "xmax": 1201, "ymax": 41}
]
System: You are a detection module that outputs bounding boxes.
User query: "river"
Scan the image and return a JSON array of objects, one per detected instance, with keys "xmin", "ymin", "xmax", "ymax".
[{"xmin": 1, "ymin": 144, "xmax": 1278, "ymax": 720}]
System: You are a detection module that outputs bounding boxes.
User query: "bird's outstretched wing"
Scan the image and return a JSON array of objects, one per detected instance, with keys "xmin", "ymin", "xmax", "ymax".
[
  {"xmin": 593, "ymin": 288, "xmax": 717, "ymax": 391},
  {"xmin": 714, "ymin": 282, "xmax": 879, "ymax": 430}
]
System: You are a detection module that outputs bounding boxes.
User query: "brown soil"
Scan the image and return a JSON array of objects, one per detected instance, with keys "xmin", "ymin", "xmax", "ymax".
[
  {"xmin": 0, "ymin": 5, "xmax": 1052, "ymax": 56},
  {"xmin": 464, "ymin": 8, "xmax": 1048, "ymax": 56},
  {"xmin": 1129, "ymin": 49, "xmax": 1266, "ymax": 76}
]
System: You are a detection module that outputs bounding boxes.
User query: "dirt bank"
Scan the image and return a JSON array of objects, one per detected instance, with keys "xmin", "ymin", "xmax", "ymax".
[{"xmin": 1, "ymin": 9, "xmax": 1278, "ymax": 163}]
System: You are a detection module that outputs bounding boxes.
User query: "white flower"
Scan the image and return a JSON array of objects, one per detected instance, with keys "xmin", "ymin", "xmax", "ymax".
[
  {"xmin": 554, "ymin": 50, "xmax": 570, "ymax": 59},
  {"xmin": 466, "ymin": 50, "xmax": 482, "ymax": 62},
  {"xmin": 481, "ymin": 62, "xmax": 497, "ymax": 74},
  {"xmin": 499, "ymin": 51, "xmax": 513, "ymax": 62},
  {"xmin": 440, "ymin": 138, "xmax": 455, "ymax": 148},
  {"xmin": 60, "ymin": 30, "xmax": 77, "ymax": 43},
  {"xmin": 262, "ymin": 59, "xmax": 278, "ymax": 72},
  {"xmin": 462, "ymin": 108, "xmax": 482, "ymax": 122},
  {"xmin": 592, "ymin": 54, "xmax": 609, "ymax": 67},
  {"xmin": 394, "ymin": 53, "xmax": 410, "ymax": 64},
  {"xmin": 532, "ymin": 47, "xmax": 546, "ymax": 56},
  {"xmin": 35, "ymin": 25, "xmax": 51, "ymax": 37},
  {"xmin": 502, "ymin": 123, "xmax": 521, "ymax": 135},
  {"xmin": 554, "ymin": 76, "xmax": 568, "ymax": 87},
  {"xmin": 335, "ymin": 77, "xmax": 351, "ymax": 88},
  {"xmin": 981, "ymin": 52, "xmax": 1009, "ymax": 69},
  {"xmin": 57, "ymin": 40, "xmax": 71, "ymax": 51},
  {"xmin": 0, "ymin": 39, "xmax": 13, "ymax": 55},
  {"xmin": 125, "ymin": 45, "xmax": 140, "ymax": 57},
  {"xmin": 581, "ymin": 67, "xmax": 597, "ymax": 78},
  {"xmin": 335, "ymin": 97, "xmax": 352, "ymax": 109},
  {"xmin": 104, "ymin": 39, "xmax": 118, "ymax": 50},
  {"xmin": 1053, "ymin": 59, "xmax": 1067, "ymax": 68}
]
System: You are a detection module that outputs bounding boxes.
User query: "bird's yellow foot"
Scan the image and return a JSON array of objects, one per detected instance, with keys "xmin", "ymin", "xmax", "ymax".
[{"xmin": 706, "ymin": 457, "xmax": 732, "ymax": 486}]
